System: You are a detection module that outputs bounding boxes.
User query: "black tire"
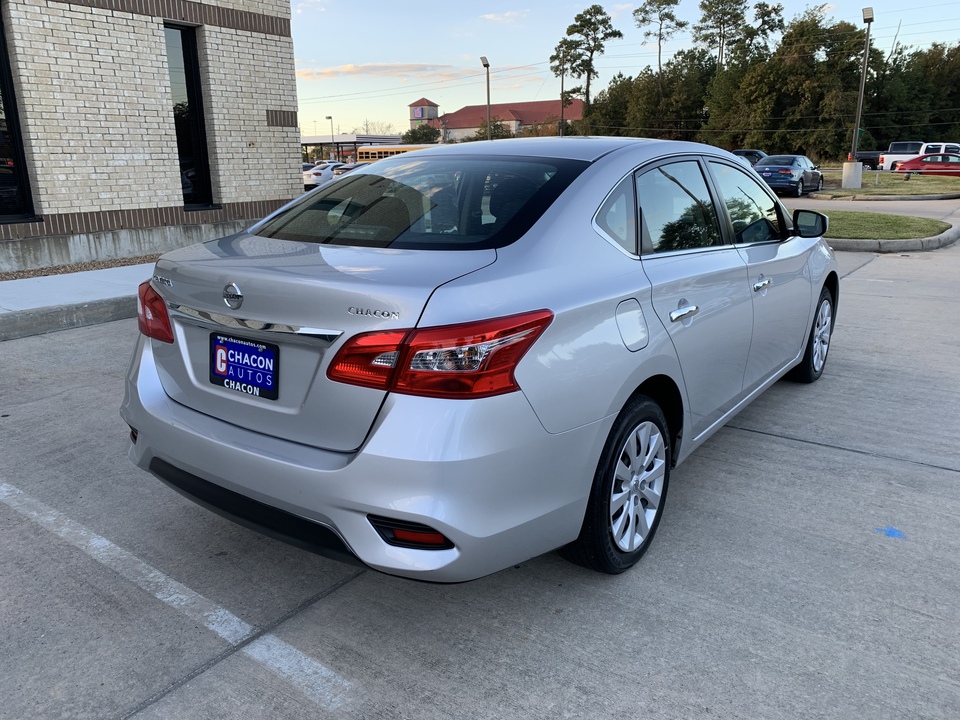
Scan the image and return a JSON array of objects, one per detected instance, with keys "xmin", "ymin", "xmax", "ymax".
[
  {"xmin": 795, "ymin": 181, "xmax": 804, "ymax": 197},
  {"xmin": 787, "ymin": 286, "xmax": 834, "ymax": 383},
  {"xmin": 815, "ymin": 175, "xmax": 823, "ymax": 192},
  {"xmin": 890, "ymin": 162, "xmax": 899, "ymax": 171},
  {"xmin": 560, "ymin": 395, "xmax": 671, "ymax": 574}
]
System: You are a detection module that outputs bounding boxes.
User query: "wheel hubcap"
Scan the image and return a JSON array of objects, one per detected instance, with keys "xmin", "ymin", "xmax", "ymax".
[
  {"xmin": 813, "ymin": 298, "xmax": 832, "ymax": 372},
  {"xmin": 609, "ymin": 421, "xmax": 666, "ymax": 552}
]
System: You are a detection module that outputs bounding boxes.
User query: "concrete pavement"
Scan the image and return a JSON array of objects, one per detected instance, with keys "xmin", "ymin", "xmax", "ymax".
[{"xmin": 1, "ymin": 241, "xmax": 958, "ymax": 719}]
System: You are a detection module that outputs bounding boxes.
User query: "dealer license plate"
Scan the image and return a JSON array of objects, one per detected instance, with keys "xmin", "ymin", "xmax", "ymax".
[{"xmin": 209, "ymin": 333, "xmax": 279, "ymax": 400}]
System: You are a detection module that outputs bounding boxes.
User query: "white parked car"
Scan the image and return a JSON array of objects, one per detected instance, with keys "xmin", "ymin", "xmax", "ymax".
[{"xmin": 303, "ymin": 162, "xmax": 344, "ymax": 190}]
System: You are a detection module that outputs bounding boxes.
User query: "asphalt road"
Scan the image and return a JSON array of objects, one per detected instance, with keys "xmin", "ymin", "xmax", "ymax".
[{"xmin": 1, "ymin": 246, "xmax": 959, "ymax": 719}]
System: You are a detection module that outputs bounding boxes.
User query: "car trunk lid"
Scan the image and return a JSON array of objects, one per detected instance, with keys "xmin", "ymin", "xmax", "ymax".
[{"xmin": 148, "ymin": 232, "xmax": 496, "ymax": 452}]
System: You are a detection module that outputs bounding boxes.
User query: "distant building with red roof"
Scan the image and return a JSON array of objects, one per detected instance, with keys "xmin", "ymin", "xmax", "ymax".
[
  {"xmin": 409, "ymin": 98, "xmax": 440, "ymax": 128},
  {"xmin": 416, "ymin": 98, "xmax": 583, "ymax": 141}
]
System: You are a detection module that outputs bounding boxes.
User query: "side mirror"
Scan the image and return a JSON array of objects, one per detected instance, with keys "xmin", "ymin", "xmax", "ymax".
[{"xmin": 793, "ymin": 209, "xmax": 828, "ymax": 238}]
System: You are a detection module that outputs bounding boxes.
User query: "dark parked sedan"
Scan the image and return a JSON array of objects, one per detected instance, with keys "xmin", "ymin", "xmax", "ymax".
[
  {"xmin": 755, "ymin": 155, "xmax": 823, "ymax": 196},
  {"xmin": 732, "ymin": 149, "xmax": 767, "ymax": 166}
]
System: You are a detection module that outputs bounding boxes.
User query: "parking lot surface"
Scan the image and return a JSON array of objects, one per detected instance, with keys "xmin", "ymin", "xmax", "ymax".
[{"xmin": 1, "ymin": 246, "xmax": 958, "ymax": 719}]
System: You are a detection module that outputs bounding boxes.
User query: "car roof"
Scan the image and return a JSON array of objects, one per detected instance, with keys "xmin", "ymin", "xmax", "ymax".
[{"xmin": 398, "ymin": 136, "xmax": 726, "ymax": 163}]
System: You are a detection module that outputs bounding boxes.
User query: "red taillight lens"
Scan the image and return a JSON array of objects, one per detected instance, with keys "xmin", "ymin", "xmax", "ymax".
[
  {"xmin": 777, "ymin": 169, "xmax": 793, "ymax": 174},
  {"xmin": 327, "ymin": 310, "xmax": 553, "ymax": 399},
  {"xmin": 137, "ymin": 280, "xmax": 174, "ymax": 344},
  {"xmin": 326, "ymin": 329, "xmax": 408, "ymax": 390}
]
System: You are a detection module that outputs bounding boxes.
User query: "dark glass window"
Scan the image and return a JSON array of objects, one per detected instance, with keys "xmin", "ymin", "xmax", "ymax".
[
  {"xmin": 0, "ymin": 18, "xmax": 33, "ymax": 220},
  {"xmin": 254, "ymin": 155, "xmax": 587, "ymax": 250},
  {"xmin": 709, "ymin": 161, "xmax": 784, "ymax": 245},
  {"xmin": 636, "ymin": 161, "xmax": 721, "ymax": 254},
  {"xmin": 164, "ymin": 25, "xmax": 212, "ymax": 207}
]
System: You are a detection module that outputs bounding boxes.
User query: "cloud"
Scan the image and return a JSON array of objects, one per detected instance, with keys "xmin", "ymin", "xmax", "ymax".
[
  {"xmin": 296, "ymin": 63, "xmax": 476, "ymax": 83},
  {"xmin": 294, "ymin": 0, "xmax": 325, "ymax": 15},
  {"xmin": 479, "ymin": 10, "xmax": 528, "ymax": 23}
]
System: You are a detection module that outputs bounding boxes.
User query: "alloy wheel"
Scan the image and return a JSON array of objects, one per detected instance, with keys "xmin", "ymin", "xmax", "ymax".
[
  {"xmin": 609, "ymin": 421, "xmax": 666, "ymax": 552},
  {"xmin": 812, "ymin": 297, "xmax": 832, "ymax": 372}
]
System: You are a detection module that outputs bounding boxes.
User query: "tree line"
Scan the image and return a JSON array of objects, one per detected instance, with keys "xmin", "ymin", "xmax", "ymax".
[{"xmin": 553, "ymin": 2, "xmax": 960, "ymax": 162}]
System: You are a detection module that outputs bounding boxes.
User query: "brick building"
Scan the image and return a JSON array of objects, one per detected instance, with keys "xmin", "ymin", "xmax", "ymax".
[
  {"xmin": 421, "ymin": 99, "xmax": 584, "ymax": 142},
  {"xmin": 0, "ymin": 0, "xmax": 301, "ymax": 272}
]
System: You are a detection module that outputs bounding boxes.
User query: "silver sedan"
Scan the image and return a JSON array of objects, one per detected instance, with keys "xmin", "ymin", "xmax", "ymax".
[{"xmin": 121, "ymin": 137, "xmax": 838, "ymax": 582}]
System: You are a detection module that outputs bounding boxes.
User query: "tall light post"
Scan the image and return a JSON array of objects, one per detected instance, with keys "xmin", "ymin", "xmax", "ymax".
[
  {"xmin": 480, "ymin": 56, "xmax": 491, "ymax": 141},
  {"xmin": 842, "ymin": 8, "xmax": 874, "ymax": 189},
  {"xmin": 559, "ymin": 50, "xmax": 565, "ymax": 138},
  {"xmin": 325, "ymin": 115, "xmax": 334, "ymax": 160},
  {"xmin": 850, "ymin": 7, "xmax": 874, "ymax": 162}
]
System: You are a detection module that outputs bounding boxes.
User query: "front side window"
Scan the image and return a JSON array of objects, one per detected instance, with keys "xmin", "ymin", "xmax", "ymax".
[
  {"xmin": 164, "ymin": 25, "xmax": 212, "ymax": 207},
  {"xmin": 0, "ymin": 18, "xmax": 33, "ymax": 219},
  {"xmin": 255, "ymin": 155, "xmax": 587, "ymax": 250},
  {"xmin": 636, "ymin": 160, "xmax": 721, "ymax": 254},
  {"xmin": 709, "ymin": 161, "xmax": 784, "ymax": 245}
]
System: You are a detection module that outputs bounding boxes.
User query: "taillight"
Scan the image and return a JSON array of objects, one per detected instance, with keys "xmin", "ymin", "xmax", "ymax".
[
  {"xmin": 778, "ymin": 169, "xmax": 793, "ymax": 174},
  {"xmin": 879, "ymin": 155, "xmax": 885, "ymax": 164},
  {"xmin": 137, "ymin": 280, "xmax": 174, "ymax": 344},
  {"xmin": 327, "ymin": 310, "xmax": 553, "ymax": 398}
]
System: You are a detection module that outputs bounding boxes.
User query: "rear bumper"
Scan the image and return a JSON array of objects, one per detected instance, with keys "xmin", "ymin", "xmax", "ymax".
[{"xmin": 120, "ymin": 336, "xmax": 608, "ymax": 582}]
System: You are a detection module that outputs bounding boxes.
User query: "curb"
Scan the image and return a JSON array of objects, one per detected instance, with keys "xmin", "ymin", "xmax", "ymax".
[
  {"xmin": 809, "ymin": 192, "xmax": 960, "ymax": 201},
  {"xmin": 827, "ymin": 223, "xmax": 960, "ymax": 253},
  {"xmin": 0, "ymin": 296, "xmax": 136, "ymax": 341}
]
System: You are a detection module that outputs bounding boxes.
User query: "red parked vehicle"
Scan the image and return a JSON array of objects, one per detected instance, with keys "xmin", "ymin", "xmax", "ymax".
[{"xmin": 894, "ymin": 152, "xmax": 960, "ymax": 177}]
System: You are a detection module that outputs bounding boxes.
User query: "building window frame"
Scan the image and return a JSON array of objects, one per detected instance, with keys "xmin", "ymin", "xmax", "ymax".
[
  {"xmin": 164, "ymin": 23, "xmax": 213, "ymax": 209},
  {"xmin": 0, "ymin": 15, "xmax": 36, "ymax": 222}
]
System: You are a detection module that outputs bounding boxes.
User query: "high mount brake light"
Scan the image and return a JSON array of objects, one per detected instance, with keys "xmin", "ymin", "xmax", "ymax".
[
  {"xmin": 327, "ymin": 310, "xmax": 553, "ymax": 399},
  {"xmin": 137, "ymin": 280, "xmax": 175, "ymax": 344}
]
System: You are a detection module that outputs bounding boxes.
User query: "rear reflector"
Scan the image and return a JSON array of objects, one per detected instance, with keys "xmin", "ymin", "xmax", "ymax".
[
  {"xmin": 368, "ymin": 515, "xmax": 454, "ymax": 550},
  {"xmin": 327, "ymin": 310, "xmax": 553, "ymax": 399}
]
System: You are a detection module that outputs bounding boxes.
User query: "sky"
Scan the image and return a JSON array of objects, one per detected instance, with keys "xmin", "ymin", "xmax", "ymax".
[{"xmin": 291, "ymin": 1, "xmax": 960, "ymax": 138}]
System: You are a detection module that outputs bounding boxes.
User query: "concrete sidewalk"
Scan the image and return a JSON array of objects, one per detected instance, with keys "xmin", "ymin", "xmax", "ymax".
[{"xmin": 0, "ymin": 263, "xmax": 152, "ymax": 341}]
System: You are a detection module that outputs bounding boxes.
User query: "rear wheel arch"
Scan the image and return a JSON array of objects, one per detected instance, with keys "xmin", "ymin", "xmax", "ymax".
[{"xmin": 632, "ymin": 374, "xmax": 684, "ymax": 467}]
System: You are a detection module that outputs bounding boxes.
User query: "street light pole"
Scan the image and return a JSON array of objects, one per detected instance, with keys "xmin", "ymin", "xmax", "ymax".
[
  {"xmin": 850, "ymin": 7, "xmax": 874, "ymax": 162},
  {"xmin": 480, "ymin": 56, "xmax": 491, "ymax": 141},
  {"xmin": 559, "ymin": 51, "xmax": 565, "ymax": 138},
  {"xmin": 325, "ymin": 115, "xmax": 334, "ymax": 160}
]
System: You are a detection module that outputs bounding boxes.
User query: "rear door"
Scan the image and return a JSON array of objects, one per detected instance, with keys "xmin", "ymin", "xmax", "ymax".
[{"xmin": 637, "ymin": 158, "xmax": 753, "ymax": 438}]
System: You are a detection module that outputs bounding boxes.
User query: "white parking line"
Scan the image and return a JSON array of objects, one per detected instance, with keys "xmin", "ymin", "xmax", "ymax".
[{"xmin": 0, "ymin": 482, "xmax": 352, "ymax": 710}]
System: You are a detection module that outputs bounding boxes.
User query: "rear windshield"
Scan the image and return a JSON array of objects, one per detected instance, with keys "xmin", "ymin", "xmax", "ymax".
[
  {"xmin": 756, "ymin": 156, "xmax": 797, "ymax": 166},
  {"xmin": 888, "ymin": 142, "xmax": 923, "ymax": 153},
  {"xmin": 254, "ymin": 155, "xmax": 588, "ymax": 250}
]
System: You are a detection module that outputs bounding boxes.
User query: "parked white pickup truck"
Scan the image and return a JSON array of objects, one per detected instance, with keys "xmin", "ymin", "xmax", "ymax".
[{"xmin": 880, "ymin": 141, "xmax": 960, "ymax": 171}]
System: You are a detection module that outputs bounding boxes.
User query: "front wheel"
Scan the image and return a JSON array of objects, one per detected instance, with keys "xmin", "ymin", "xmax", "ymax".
[
  {"xmin": 560, "ymin": 396, "xmax": 671, "ymax": 574},
  {"xmin": 788, "ymin": 286, "xmax": 834, "ymax": 383},
  {"xmin": 815, "ymin": 175, "xmax": 823, "ymax": 192}
]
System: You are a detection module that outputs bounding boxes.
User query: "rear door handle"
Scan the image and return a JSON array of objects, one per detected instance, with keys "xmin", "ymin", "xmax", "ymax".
[
  {"xmin": 753, "ymin": 278, "xmax": 772, "ymax": 292},
  {"xmin": 669, "ymin": 305, "xmax": 699, "ymax": 322}
]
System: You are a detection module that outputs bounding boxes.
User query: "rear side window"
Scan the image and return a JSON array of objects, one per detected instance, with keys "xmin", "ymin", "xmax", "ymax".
[
  {"xmin": 636, "ymin": 160, "xmax": 722, "ymax": 254},
  {"xmin": 594, "ymin": 178, "xmax": 637, "ymax": 254},
  {"xmin": 254, "ymin": 155, "xmax": 587, "ymax": 250},
  {"xmin": 709, "ymin": 161, "xmax": 784, "ymax": 245},
  {"xmin": 888, "ymin": 142, "xmax": 923, "ymax": 153}
]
